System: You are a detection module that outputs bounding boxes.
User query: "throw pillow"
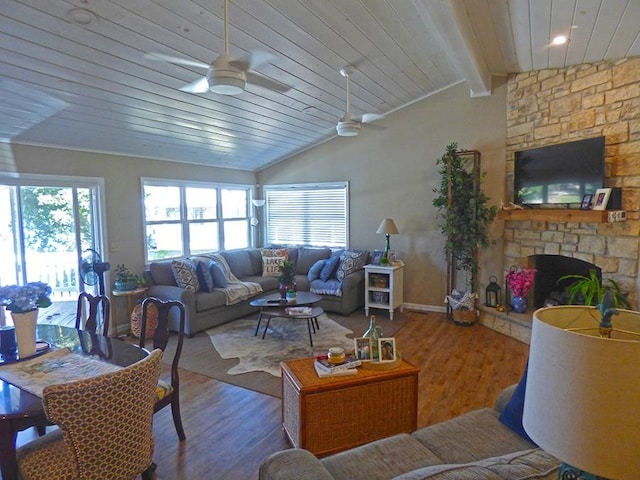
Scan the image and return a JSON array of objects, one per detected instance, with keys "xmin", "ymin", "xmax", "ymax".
[
  {"xmin": 499, "ymin": 363, "xmax": 537, "ymax": 444},
  {"xmin": 262, "ymin": 255, "xmax": 286, "ymax": 277},
  {"xmin": 260, "ymin": 248, "xmax": 289, "ymax": 260},
  {"xmin": 209, "ymin": 261, "xmax": 228, "ymax": 288},
  {"xmin": 308, "ymin": 259, "xmax": 328, "ymax": 281},
  {"xmin": 171, "ymin": 259, "xmax": 200, "ymax": 292},
  {"xmin": 336, "ymin": 250, "xmax": 368, "ymax": 281},
  {"xmin": 320, "ymin": 256, "xmax": 340, "ymax": 282},
  {"xmin": 195, "ymin": 261, "xmax": 215, "ymax": 292}
]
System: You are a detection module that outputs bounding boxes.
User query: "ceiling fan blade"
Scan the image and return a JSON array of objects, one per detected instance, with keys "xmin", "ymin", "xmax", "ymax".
[
  {"xmin": 247, "ymin": 50, "xmax": 275, "ymax": 70},
  {"xmin": 361, "ymin": 113, "xmax": 385, "ymax": 123},
  {"xmin": 180, "ymin": 77, "xmax": 210, "ymax": 93},
  {"xmin": 246, "ymin": 72, "xmax": 290, "ymax": 93},
  {"xmin": 145, "ymin": 52, "xmax": 209, "ymax": 70}
]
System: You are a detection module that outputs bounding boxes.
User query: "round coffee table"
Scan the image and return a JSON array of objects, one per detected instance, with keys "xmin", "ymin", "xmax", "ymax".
[{"xmin": 250, "ymin": 292, "xmax": 323, "ymax": 345}]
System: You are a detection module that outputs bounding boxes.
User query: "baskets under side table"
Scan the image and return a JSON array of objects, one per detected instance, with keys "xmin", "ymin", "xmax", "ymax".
[{"xmin": 281, "ymin": 357, "xmax": 419, "ymax": 457}]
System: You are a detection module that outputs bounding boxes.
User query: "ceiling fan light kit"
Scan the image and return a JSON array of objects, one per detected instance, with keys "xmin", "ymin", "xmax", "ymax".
[
  {"xmin": 206, "ymin": 68, "xmax": 246, "ymax": 95},
  {"xmin": 337, "ymin": 120, "xmax": 361, "ymax": 136}
]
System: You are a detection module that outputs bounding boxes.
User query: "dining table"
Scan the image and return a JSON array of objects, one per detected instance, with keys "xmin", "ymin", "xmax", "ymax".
[{"xmin": 0, "ymin": 324, "xmax": 148, "ymax": 480}]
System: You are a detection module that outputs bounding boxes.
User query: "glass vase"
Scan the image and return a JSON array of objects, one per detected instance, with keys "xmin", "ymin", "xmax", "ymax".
[
  {"xmin": 511, "ymin": 296, "xmax": 527, "ymax": 313},
  {"xmin": 362, "ymin": 315, "xmax": 382, "ymax": 361}
]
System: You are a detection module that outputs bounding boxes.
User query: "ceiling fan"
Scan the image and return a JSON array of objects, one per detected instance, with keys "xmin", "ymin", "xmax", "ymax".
[
  {"xmin": 147, "ymin": 0, "xmax": 290, "ymax": 95},
  {"xmin": 336, "ymin": 66, "xmax": 385, "ymax": 137}
]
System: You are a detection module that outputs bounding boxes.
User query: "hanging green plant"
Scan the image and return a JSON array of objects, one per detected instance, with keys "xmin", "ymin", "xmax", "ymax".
[{"xmin": 433, "ymin": 142, "xmax": 498, "ymax": 293}]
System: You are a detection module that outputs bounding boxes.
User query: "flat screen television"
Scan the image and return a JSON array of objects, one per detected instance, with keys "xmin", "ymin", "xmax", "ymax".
[{"xmin": 514, "ymin": 136, "xmax": 605, "ymax": 206}]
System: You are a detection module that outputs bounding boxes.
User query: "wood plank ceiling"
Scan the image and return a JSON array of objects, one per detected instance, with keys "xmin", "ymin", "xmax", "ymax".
[{"xmin": 1, "ymin": 0, "xmax": 639, "ymax": 172}]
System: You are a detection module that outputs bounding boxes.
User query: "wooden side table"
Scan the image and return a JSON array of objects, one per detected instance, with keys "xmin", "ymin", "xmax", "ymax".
[
  {"xmin": 281, "ymin": 357, "xmax": 419, "ymax": 457},
  {"xmin": 111, "ymin": 287, "xmax": 147, "ymax": 337}
]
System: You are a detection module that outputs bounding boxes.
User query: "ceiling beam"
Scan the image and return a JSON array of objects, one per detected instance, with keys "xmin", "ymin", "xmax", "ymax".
[{"xmin": 412, "ymin": 0, "xmax": 492, "ymax": 97}]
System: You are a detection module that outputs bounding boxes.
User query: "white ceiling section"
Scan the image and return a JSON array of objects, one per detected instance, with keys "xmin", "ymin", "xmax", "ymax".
[{"xmin": 1, "ymin": 0, "xmax": 638, "ymax": 171}]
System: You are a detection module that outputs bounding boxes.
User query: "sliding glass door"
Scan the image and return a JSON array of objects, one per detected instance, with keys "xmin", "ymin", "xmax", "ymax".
[{"xmin": 0, "ymin": 176, "xmax": 105, "ymax": 300}]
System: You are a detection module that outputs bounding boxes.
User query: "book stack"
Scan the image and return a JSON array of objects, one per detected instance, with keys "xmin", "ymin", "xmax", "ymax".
[{"xmin": 314, "ymin": 354, "xmax": 362, "ymax": 378}]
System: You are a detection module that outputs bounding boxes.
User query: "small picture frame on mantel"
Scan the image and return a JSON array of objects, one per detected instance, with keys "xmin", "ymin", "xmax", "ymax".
[
  {"xmin": 580, "ymin": 194, "xmax": 593, "ymax": 210},
  {"xmin": 593, "ymin": 188, "xmax": 612, "ymax": 211}
]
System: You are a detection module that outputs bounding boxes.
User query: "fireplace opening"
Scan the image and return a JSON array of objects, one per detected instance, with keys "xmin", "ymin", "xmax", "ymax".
[{"xmin": 529, "ymin": 255, "xmax": 601, "ymax": 308}]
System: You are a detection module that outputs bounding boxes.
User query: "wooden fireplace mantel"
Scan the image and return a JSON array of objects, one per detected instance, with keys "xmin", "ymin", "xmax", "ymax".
[{"xmin": 498, "ymin": 209, "xmax": 617, "ymax": 223}]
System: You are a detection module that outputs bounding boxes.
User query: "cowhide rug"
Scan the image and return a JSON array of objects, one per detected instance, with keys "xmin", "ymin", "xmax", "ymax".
[{"xmin": 207, "ymin": 313, "xmax": 354, "ymax": 377}]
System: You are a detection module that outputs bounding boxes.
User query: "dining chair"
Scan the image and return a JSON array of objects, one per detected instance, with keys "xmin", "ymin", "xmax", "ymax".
[
  {"xmin": 139, "ymin": 296, "xmax": 187, "ymax": 441},
  {"xmin": 75, "ymin": 291, "xmax": 110, "ymax": 336},
  {"xmin": 16, "ymin": 349, "xmax": 162, "ymax": 480}
]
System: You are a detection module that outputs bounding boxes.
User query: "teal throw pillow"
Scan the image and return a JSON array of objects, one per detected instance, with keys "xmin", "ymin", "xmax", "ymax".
[
  {"xmin": 209, "ymin": 261, "xmax": 228, "ymax": 288},
  {"xmin": 319, "ymin": 256, "xmax": 340, "ymax": 282},
  {"xmin": 308, "ymin": 259, "xmax": 328, "ymax": 281}
]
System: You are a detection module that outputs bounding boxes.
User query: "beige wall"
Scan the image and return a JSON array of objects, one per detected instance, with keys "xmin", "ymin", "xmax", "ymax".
[
  {"xmin": 2, "ymin": 79, "xmax": 508, "ymax": 311},
  {"xmin": 259, "ymin": 79, "xmax": 508, "ymax": 310},
  {"xmin": 3, "ymin": 144, "xmax": 255, "ymax": 285}
]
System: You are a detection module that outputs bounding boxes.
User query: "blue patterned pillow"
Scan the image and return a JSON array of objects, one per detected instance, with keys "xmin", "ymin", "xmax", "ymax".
[
  {"xmin": 209, "ymin": 261, "xmax": 228, "ymax": 288},
  {"xmin": 196, "ymin": 261, "xmax": 214, "ymax": 292},
  {"xmin": 308, "ymin": 259, "xmax": 328, "ymax": 281},
  {"xmin": 171, "ymin": 259, "xmax": 200, "ymax": 292},
  {"xmin": 320, "ymin": 256, "xmax": 340, "ymax": 281},
  {"xmin": 336, "ymin": 250, "xmax": 368, "ymax": 281}
]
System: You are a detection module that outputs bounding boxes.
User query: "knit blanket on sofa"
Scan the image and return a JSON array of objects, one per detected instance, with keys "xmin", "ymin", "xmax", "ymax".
[{"xmin": 208, "ymin": 253, "xmax": 263, "ymax": 305}]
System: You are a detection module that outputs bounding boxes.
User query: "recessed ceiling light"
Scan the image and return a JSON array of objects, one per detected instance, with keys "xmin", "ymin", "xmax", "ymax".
[
  {"xmin": 66, "ymin": 8, "xmax": 98, "ymax": 27},
  {"xmin": 552, "ymin": 35, "xmax": 568, "ymax": 45}
]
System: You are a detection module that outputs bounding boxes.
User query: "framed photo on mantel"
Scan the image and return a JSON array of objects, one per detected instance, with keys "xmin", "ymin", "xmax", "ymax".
[{"xmin": 593, "ymin": 188, "xmax": 612, "ymax": 211}]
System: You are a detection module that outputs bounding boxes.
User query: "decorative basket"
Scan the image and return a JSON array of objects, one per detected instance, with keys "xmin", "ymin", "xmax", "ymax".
[
  {"xmin": 452, "ymin": 309, "xmax": 478, "ymax": 326},
  {"xmin": 130, "ymin": 303, "xmax": 158, "ymax": 338}
]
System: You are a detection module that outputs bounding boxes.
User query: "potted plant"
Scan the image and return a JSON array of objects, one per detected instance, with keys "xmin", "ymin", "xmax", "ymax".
[
  {"xmin": 114, "ymin": 264, "xmax": 142, "ymax": 292},
  {"xmin": 559, "ymin": 269, "xmax": 631, "ymax": 309},
  {"xmin": 433, "ymin": 143, "xmax": 498, "ymax": 323},
  {"xmin": 277, "ymin": 260, "xmax": 296, "ymax": 301}
]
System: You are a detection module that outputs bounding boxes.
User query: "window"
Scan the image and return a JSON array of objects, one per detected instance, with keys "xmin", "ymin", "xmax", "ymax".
[
  {"xmin": 264, "ymin": 182, "xmax": 348, "ymax": 247},
  {"xmin": 0, "ymin": 174, "xmax": 105, "ymax": 299},
  {"xmin": 142, "ymin": 179, "xmax": 252, "ymax": 262}
]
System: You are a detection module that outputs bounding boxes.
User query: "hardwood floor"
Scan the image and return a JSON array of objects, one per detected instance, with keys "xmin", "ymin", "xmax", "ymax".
[{"xmin": 15, "ymin": 310, "xmax": 529, "ymax": 480}]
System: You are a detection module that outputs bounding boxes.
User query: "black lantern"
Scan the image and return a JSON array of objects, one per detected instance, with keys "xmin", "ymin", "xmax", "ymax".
[{"xmin": 485, "ymin": 275, "xmax": 501, "ymax": 308}]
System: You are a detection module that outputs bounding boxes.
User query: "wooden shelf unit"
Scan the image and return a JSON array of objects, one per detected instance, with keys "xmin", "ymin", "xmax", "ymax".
[{"xmin": 498, "ymin": 209, "xmax": 612, "ymax": 223}]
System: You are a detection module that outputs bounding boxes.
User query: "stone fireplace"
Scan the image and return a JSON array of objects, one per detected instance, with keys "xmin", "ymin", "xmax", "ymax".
[{"xmin": 529, "ymin": 254, "xmax": 601, "ymax": 308}]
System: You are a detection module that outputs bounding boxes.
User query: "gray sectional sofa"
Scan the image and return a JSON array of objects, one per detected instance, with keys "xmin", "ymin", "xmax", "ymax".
[
  {"xmin": 143, "ymin": 247, "xmax": 369, "ymax": 336},
  {"xmin": 259, "ymin": 385, "xmax": 560, "ymax": 480}
]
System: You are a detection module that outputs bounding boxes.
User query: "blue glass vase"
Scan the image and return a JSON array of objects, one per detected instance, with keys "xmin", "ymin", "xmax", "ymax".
[{"xmin": 511, "ymin": 296, "xmax": 527, "ymax": 313}]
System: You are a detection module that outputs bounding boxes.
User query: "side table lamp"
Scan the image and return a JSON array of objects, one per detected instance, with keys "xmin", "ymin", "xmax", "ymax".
[
  {"xmin": 376, "ymin": 218, "xmax": 399, "ymax": 264},
  {"xmin": 523, "ymin": 302, "xmax": 640, "ymax": 480}
]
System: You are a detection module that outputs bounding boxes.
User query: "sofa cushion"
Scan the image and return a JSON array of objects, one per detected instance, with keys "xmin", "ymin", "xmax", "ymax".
[
  {"xmin": 149, "ymin": 261, "xmax": 178, "ymax": 287},
  {"xmin": 262, "ymin": 255, "xmax": 287, "ymax": 277},
  {"xmin": 412, "ymin": 408, "xmax": 537, "ymax": 465},
  {"xmin": 336, "ymin": 250, "xmax": 368, "ymax": 281},
  {"xmin": 296, "ymin": 247, "xmax": 332, "ymax": 274},
  {"xmin": 209, "ymin": 261, "xmax": 228, "ymax": 288},
  {"xmin": 499, "ymin": 364, "xmax": 536, "ymax": 444},
  {"xmin": 195, "ymin": 261, "xmax": 215, "ymax": 292},
  {"xmin": 171, "ymin": 259, "xmax": 200, "ymax": 292},
  {"xmin": 393, "ymin": 449, "xmax": 559, "ymax": 480},
  {"xmin": 221, "ymin": 250, "xmax": 259, "ymax": 278},
  {"xmin": 319, "ymin": 256, "xmax": 340, "ymax": 281},
  {"xmin": 321, "ymin": 433, "xmax": 444, "ymax": 480},
  {"xmin": 308, "ymin": 259, "xmax": 328, "ymax": 281}
]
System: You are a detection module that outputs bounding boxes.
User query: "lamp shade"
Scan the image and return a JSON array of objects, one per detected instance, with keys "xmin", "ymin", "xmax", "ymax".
[
  {"xmin": 376, "ymin": 218, "xmax": 399, "ymax": 235},
  {"xmin": 523, "ymin": 306, "xmax": 640, "ymax": 479}
]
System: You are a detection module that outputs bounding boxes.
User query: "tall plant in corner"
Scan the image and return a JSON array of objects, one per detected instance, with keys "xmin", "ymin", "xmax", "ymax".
[{"xmin": 432, "ymin": 143, "xmax": 498, "ymax": 295}]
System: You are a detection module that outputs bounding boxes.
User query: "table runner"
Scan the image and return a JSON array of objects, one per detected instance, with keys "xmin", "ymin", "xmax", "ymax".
[{"xmin": 0, "ymin": 348, "xmax": 122, "ymax": 398}]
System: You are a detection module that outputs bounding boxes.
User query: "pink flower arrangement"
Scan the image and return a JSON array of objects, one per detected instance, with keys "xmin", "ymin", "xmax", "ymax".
[{"xmin": 505, "ymin": 267, "xmax": 537, "ymax": 297}]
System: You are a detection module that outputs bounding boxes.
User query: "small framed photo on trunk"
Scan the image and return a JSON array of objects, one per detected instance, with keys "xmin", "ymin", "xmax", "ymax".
[
  {"xmin": 378, "ymin": 337, "xmax": 397, "ymax": 362},
  {"xmin": 354, "ymin": 337, "xmax": 373, "ymax": 361}
]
